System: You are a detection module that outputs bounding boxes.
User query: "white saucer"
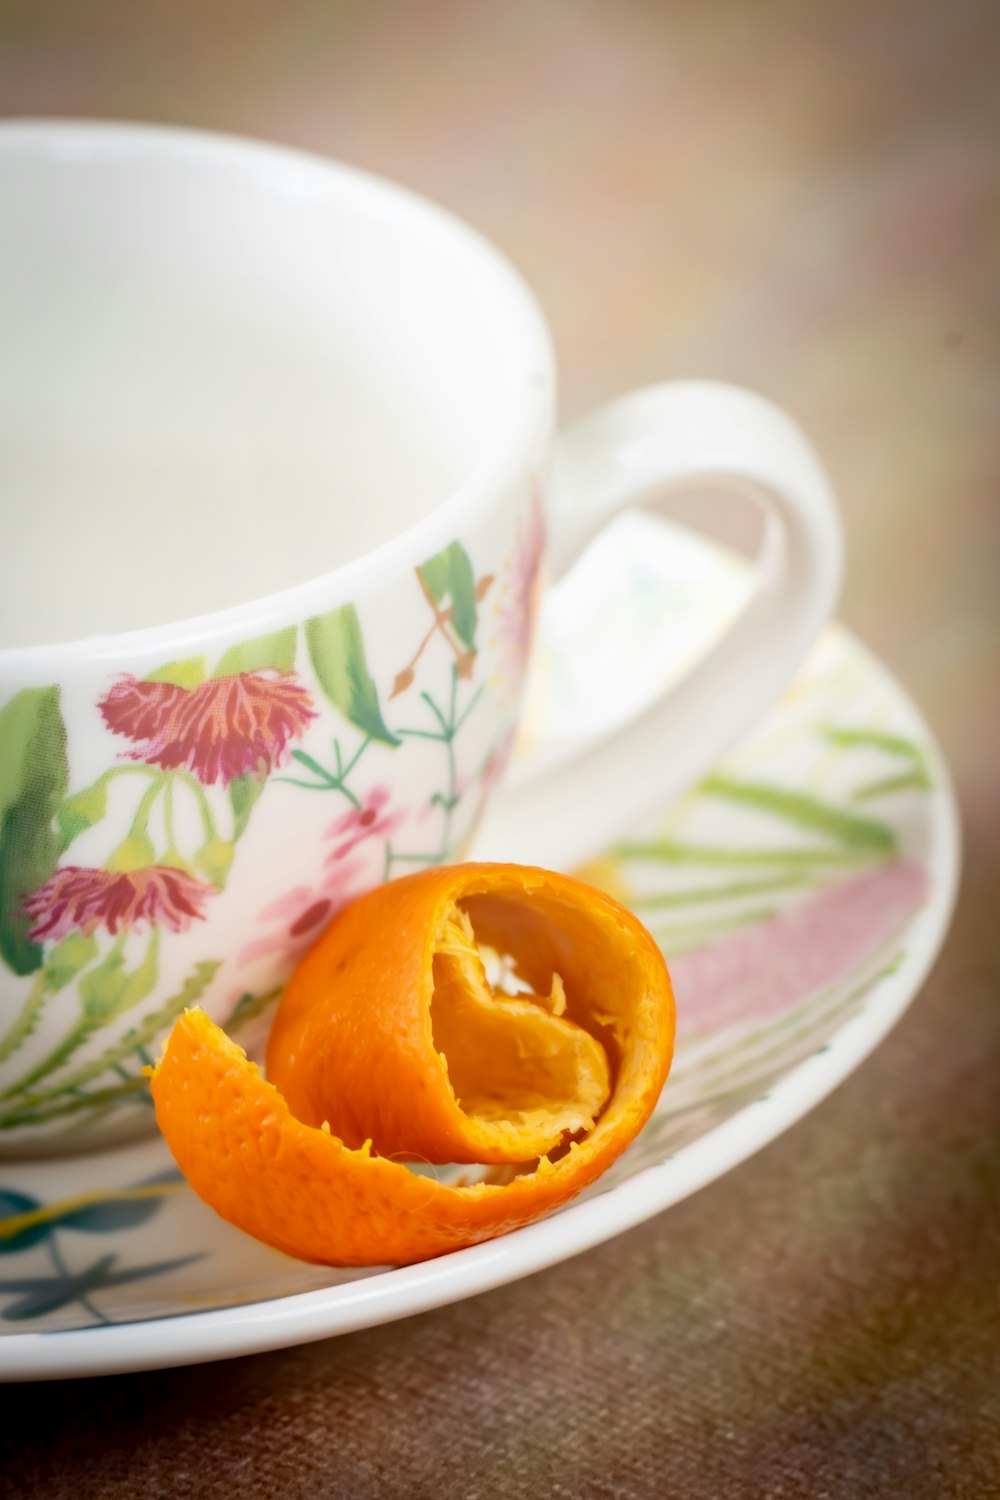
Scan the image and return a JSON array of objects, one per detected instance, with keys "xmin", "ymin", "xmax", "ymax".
[{"xmin": 0, "ymin": 518, "xmax": 959, "ymax": 1380}]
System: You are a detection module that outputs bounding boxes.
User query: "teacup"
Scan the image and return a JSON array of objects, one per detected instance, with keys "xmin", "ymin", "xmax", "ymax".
[{"xmin": 0, "ymin": 121, "xmax": 841, "ymax": 1155}]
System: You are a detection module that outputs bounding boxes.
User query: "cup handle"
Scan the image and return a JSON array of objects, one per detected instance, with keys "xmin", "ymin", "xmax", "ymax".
[{"xmin": 476, "ymin": 380, "xmax": 842, "ymax": 868}]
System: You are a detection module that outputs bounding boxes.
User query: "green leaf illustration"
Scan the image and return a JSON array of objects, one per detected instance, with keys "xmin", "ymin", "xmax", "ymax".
[
  {"xmin": 0, "ymin": 1189, "xmax": 49, "ymax": 1254},
  {"xmin": 45, "ymin": 932, "xmax": 99, "ymax": 993},
  {"xmin": 853, "ymin": 770, "xmax": 933, "ymax": 802},
  {"xmin": 145, "ymin": 657, "xmax": 207, "ymax": 688},
  {"xmin": 630, "ymin": 871, "xmax": 815, "ymax": 910},
  {"xmin": 0, "ymin": 959, "xmax": 220, "ymax": 1127},
  {"xmin": 59, "ymin": 1177, "xmax": 179, "ymax": 1234},
  {"xmin": 822, "ymin": 724, "xmax": 933, "ymax": 801},
  {"xmin": 0, "ymin": 973, "xmax": 48, "ymax": 1065},
  {"xmin": 56, "ymin": 780, "xmax": 109, "ymax": 849},
  {"xmin": 700, "ymin": 777, "xmax": 897, "ymax": 853},
  {"xmin": 78, "ymin": 950, "xmax": 128, "ymax": 1023},
  {"xmin": 418, "ymin": 541, "xmax": 479, "ymax": 649},
  {"xmin": 194, "ymin": 837, "xmax": 234, "ymax": 887},
  {"xmin": 229, "ymin": 772, "xmax": 267, "ymax": 841},
  {"xmin": 822, "ymin": 726, "xmax": 927, "ymax": 760},
  {"xmin": 0, "ymin": 688, "xmax": 69, "ymax": 976},
  {"xmin": 0, "ymin": 1078, "xmax": 148, "ymax": 1131},
  {"xmin": 0, "ymin": 1251, "xmax": 205, "ymax": 1322},
  {"xmin": 213, "ymin": 628, "xmax": 297, "ymax": 678},
  {"xmin": 611, "ymin": 839, "xmax": 866, "ymax": 868},
  {"xmin": 305, "ymin": 605, "xmax": 399, "ymax": 747},
  {"xmin": 80, "ymin": 932, "xmax": 159, "ymax": 1025},
  {"xmin": 228, "ymin": 986, "xmax": 283, "ymax": 1030}
]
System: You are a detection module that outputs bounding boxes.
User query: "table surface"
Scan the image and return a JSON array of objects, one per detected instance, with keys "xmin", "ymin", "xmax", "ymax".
[{"xmin": 2, "ymin": 1, "xmax": 998, "ymax": 1495}]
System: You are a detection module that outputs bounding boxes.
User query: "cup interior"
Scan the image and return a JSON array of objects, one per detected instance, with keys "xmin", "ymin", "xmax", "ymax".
[{"xmin": 0, "ymin": 124, "xmax": 552, "ymax": 650}]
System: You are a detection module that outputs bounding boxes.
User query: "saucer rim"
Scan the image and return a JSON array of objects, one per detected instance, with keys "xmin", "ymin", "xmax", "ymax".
[{"xmin": 0, "ymin": 626, "xmax": 961, "ymax": 1380}]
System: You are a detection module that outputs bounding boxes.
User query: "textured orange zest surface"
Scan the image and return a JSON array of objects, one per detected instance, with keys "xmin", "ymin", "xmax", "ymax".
[{"xmin": 151, "ymin": 864, "xmax": 675, "ymax": 1266}]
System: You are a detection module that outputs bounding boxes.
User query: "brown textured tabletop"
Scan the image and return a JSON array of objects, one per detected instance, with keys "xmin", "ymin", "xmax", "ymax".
[{"xmin": 2, "ymin": 1, "xmax": 998, "ymax": 1495}]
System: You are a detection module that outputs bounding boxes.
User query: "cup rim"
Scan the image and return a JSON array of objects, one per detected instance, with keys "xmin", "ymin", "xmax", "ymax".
[{"xmin": 0, "ymin": 118, "xmax": 557, "ymax": 671}]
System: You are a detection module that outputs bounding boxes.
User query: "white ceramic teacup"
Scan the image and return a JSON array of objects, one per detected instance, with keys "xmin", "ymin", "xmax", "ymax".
[{"xmin": 0, "ymin": 121, "xmax": 841, "ymax": 1156}]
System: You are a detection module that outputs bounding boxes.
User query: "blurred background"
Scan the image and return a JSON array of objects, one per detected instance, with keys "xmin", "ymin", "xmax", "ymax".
[
  {"xmin": 1, "ymin": 0, "xmax": 995, "ymax": 808},
  {"xmin": 1, "ymin": 1, "xmax": 997, "ymax": 1492}
]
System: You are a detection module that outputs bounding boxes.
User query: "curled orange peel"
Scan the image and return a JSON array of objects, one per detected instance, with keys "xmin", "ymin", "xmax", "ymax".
[{"xmin": 150, "ymin": 863, "xmax": 675, "ymax": 1266}]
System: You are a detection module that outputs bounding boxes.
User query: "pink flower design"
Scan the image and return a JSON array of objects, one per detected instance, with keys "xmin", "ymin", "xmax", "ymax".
[
  {"xmin": 99, "ymin": 670, "xmax": 316, "ymax": 787},
  {"xmin": 23, "ymin": 865, "xmax": 214, "ymax": 942},
  {"xmin": 238, "ymin": 858, "xmax": 367, "ymax": 966},
  {"xmin": 496, "ymin": 492, "xmax": 546, "ymax": 687},
  {"xmin": 324, "ymin": 786, "xmax": 405, "ymax": 861},
  {"xmin": 670, "ymin": 861, "xmax": 928, "ymax": 1039}
]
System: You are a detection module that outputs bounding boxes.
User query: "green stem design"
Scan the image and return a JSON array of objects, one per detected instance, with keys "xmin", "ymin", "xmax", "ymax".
[
  {"xmin": 700, "ymin": 776, "xmax": 897, "ymax": 853},
  {"xmin": 822, "ymin": 725, "xmax": 929, "ymax": 761},
  {"xmin": 275, "ymin": 737, "xmax": 371, "ymax": 808},
  {"xmin": 339, "ymin": 736, "xmax": 373, "ymax": 784},
  {"xmin": 176, "ymin": 769, "xmax": 216, "ymax": 843},
  {"xmin": 0, "ymin": 1077, "xmax": 151, "ymax": 1132},
  {"xmin": 649, "ymin": 906, "xmax": 780, "ymax": 955},
  {"xmin": 420, "ymin": 687, "xmax": 451, "ymax": 737},
  {"xmin": 47, "ymin": 1225, "xmax": 108, "ymax": 1326},
  {"xmin": 162, "ymin": 775, "xmax": 180, "ymax": 862},
  {"xmin": 0, "ymin": 934, "xmax": 133, "ymax": 1104},
  {"xmin": 70, "ymin": 763, "xmax": 217, "ymax": 858},
  {"xmin": 58, "ymin": 764, "xmax": 159, "ymax": 853},
  {"xmin": 0, "ymin": 1016, "xmax": 95, "ymax": 1106},
  {"xmin": 630, "ymin": 871, "xmax": 818, "ymax": 911},
  {"xmin": 0, "ymin": 970, "xmax": 49, "ymax": 1065},
  {"xmin": 611, "ymin": 839, "xmax": 873, "ymax": 869},
  {"xmin": 387, "ymin": 667, "xmax": 483, "ymax": 874},
  {"xmin": 227, "ymin": 985, "xmax": 283, "ymax": 1031},
  {"xmin": 0, "ymin": 959, "xmax": 220, "ymax": 1128},
  {"xmin": 106, "ymin": 765, "xmax": 158, "ymax": 783},
  {"xmin": 128, "ymin": 779, "xmax": 162, "ymax": 840},
  {"xmin": 852, "ymin": 770, "xmax": 932, "ymax": 802},
  {"xmin": 453, "ymin": 683, "xmax": 485, "ymax": 736}
]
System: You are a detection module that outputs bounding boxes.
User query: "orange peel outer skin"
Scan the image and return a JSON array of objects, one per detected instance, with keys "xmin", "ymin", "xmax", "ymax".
[{"xmin": 151, "ymin": 864, "xmax": 675, "ymax": 1267}]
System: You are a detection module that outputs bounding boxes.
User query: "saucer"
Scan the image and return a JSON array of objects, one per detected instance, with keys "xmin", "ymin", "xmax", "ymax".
[{"xmin": 0, "ymin": 517, "xmax": 959, "ymax": 1380}]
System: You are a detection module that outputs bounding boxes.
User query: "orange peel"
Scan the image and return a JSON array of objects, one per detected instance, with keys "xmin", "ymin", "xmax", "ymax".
[{"xmin": 150, "ymin": 863, "xmax": 675, "ymax": 1266}]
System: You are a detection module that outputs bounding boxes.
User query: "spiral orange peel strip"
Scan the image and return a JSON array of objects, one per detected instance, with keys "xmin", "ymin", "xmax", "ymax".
[{"xmin": 150, "ymin": 863, "xmax": 675, "ymax": 1266}]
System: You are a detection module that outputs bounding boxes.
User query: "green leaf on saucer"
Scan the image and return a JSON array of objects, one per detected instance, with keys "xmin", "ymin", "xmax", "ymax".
[
  {"xmin": 700, "ymin": 777, "xmax": 897, "ymax": 853},
  {"xmin": 0, "ymin": 1189, "xmax": 49, "ymax": 1254},
  {"xmin": 59, "ymin": 1192, "xmax": 166, "ymax": 1235}
]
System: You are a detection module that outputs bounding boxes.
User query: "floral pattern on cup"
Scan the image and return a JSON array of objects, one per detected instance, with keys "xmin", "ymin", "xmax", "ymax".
[
  {"xmin": 23, "ymin": 865, "xmax": 214, "ymax": 941},
  {"xmin": 0, "ymin": 520, "xmax": 536, "ymax": 1145},
  {"xmin": 98, "ymin": 670, "xmax": 317, "ymax": 785}
]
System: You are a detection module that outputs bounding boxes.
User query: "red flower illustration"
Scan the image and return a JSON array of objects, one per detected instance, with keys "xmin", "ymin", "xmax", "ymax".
[
  {"xmin": 324, "ymin": 786, "xmax": 405, "ymax": 861},
  {"xmin": 99, "ymin": 670, "xmax": 316, "ymax": 786},
  {"xmin": 23, "ymin": 865, "xmax": 214, "ymax": 942}
]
